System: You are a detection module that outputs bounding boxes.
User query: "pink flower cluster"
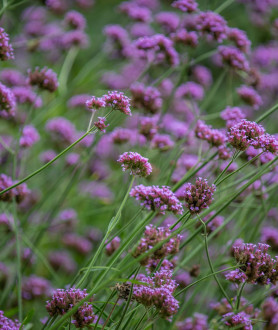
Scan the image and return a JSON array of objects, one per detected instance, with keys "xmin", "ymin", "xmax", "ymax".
[
  {"xmin": 196, "ymin": 11, "xmax": 227, "ymax": 42},
  {"xmin": 221, "ymin": 106, "xmax": 245, "ymax": 128},
  {"xmin": 94, "ymin": 117, "xmax": 109, "ymax": 132},
  {"xmin": 130, "ymin": 184, "xmax": 183, "ymax": 214},
  {"xmin": 132, "ymin": 225, "xmax": 181, "ymax": 265},
  {"xmin": 223, "ymin": 312, "xmax": 252, "ymax": 330},
  {"xmin": 218, "ymin": 46, "xmax": 250, "ymax": 72},
  {"xmin": 0, "ymin": 310, "xmax": 20, "ymax": 329},
  {"xmin": 0, "ymin": 27, "xmax": 14, "ymax": 61},
  {"xmin": 20, "ymin": 125, "xmax": 40, "ymax": 148},
  {"xmin": 176, "ymin": 82, "xmax": 204, "ymax": 101},
  {"xmin": 172, "ymin": 0, "xmax": 198, "ymax": 13},
  {"xmin": 0, "ymin": 82, "xmax": 16, "ymax": 118},
  {"xmin": 46, "ymin": 288, "xmax": 95, "ymax": 328},
  {"xmin": 105, "ymin": 236, "xmax": 121, "ymax": 256},
  {"xmin": 237, "ymin": 85, "xmax": 262, "ymax": 109},
  {"xmin": 184, "ymin": 177, "xmax": 216, "ymax": 214},
  {"xmin": 117, "ymin": 151, "xmax": 152, "ymax": 177},
  {"xmin": 133, "ymin": 269, "xmax": 179, "ymax": 320},
  {"xmin": 0, "ymin": 174, "xmax": 29, "ymax": 203},
  {"xmin": 27, "ymin": 67, "xmax": 58, "ymax": 92},
  {"xmin": 195, "ymin": 120, "xmax": 227, "ymax": 147}
]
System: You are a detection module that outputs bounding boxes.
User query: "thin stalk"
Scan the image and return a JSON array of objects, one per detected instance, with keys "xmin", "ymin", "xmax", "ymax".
[
  {"xmin": 236, "ymin": 282, "xmax": 246, "ymax": 312},
  {"xmin": 59, "ymin": 47, "xmax": 79, "ymax": 95},
  {"xmin": 197, "ymin": 214, "xmax": 233, "ymax": 307},
  {"xmin": 101, "ymin": 297, "xmax": 120, "ymax": 330},
  {"xmin": 93, "ymin": 290, "xmax": 116, "ymax": 330},
  {"xmin": 134, "ymin": 310, "xmax": 148, "ymax": 330},
  {"xmin": 215, "ymin": 0, "xmax": 235, "ymax": 13},
  {"xmin": 214, "ymin": 151, "xmax": 240, "ymax": 185}
]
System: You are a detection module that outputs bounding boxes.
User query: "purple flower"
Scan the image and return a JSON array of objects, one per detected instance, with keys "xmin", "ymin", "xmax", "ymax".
[
  {"xmin": 251, "ymin": 133, "xmax": 278, "ymax": 154},
  {"xmin": 65, "ymin": 153, "xmax": 80, "ymax": 167},
  {"xmin": 118, "ymin": 2, "xmax": 152, "ymax": 23},
  {"xmin": 171, "ymin": 28, "xmax": 199, "ymax": 48},
  {"xmin": 155, "ymin": 12, "xmax": 180, "ymax": 33},
  {"xmin": 61, "ymin": 30, "xmax": 89, "ymax": 49},
  {"xmin": 218, "ymin": 145, "xmax": 232, "ymax": 160},
  {"xmin": 217, "ymin": 46, "xmax": 250, "ymax": 72},
  {"xmin": 0, "ymin": 82, "xmax": 16, "ymax": 118},
  {"xmin": 94, "ymin": 117, "xmax": 109, "ymax": 132},
  {"xmin": 228, "ymin": 119, "xmax": 265, "ymax": 151},
  {"xmin": 105, "ymin": 236, "xmax": 121, "ymax": 256},
  {"xmin": 48, "ymin": 251, "xmax": 77, "ymax": 273},
  {"xmin": 0, "ymin": 69, "xmax": 26, "ymax": 87},
  {"xmin": 192, "ymin": 65, "xmax": 212, "ymax": 88},
  {"xmin": 40, "ymin": 150, "xmax": 57, "ymax": 163},
  {"xmin": 0, "ymin": 174, "xmax": 29, "ymax": 203},
  {"xmin": 196, "ymin": 11, "xmax": 227, "ymax": 42},
  {"xmin": 195, "ymin": 120, "xmax": 227, "ymax": 147},
  {"xmin": 225, "ymin": 269, "xmax": 248, "ymax": 284},
  {"xmin": 22, "ymin": 275, "xmax": 52, "ymax": 300},
  {"xmin": 227, "ymin": 28, "xmax": 251, "ymax": 53},
  {"xmin": 151, "ymin": 134, "xmax": 175, "ymax": 151},
  {"xmin": 0, "ymin": 27, "xmax": 14, "ymax": 61},
  {"xmin": 62, "ymin": 233, "xmax": 92, "ymax": 255},
  {"xmin": 12, "ymin": 87, "xmax": 42, "ymax": 108},
  {"xmin": 261, "ymin": 226, "xmax": 278, "ymax": 250},
  {"xmin": 0, "ymin": 310, "xmax": 20, "ymax": 329},
  {"xmin": 46, "ymin": 288, "xmax": 95, "ymax": 328},
  {"xmin": 261, "ymin": 297, "xmax": 278, "ymax": 329},
  {"xmin": 102, "ymin": 91, "xmax": 132, "ymax": 116},
  {"xmin": 221, "ymin": 106, "xmax": 245, "ymax": 128},
  {"xmin": 237, "ymin": 85, "xmax": 262, "ymax": 109},
  {"xmin": 68, "ymin": 94, "xmax": 90, "ymax": 109},
  {"xmin": 27, "ymin": 67, "xmax": 58, "ymax": 92},
  {"xmin": 103, "ymin": 24, "xmax": 130, "ymax": 58},
  {"xmin": 223, "ymin": 312, "xmax": 252, "ymax": 330},
  {"xmin": 45, "ymin": 117, "xmax": 76, "ymax": 146},
  {"xmin": 184, "ymin": 177, "xmax": 216, "ymax": 214},
  {"xmin": 172, "ymin": 0, "xmax": 198, "ymax": 13},
  {"xmin": 45, "ymin": 0, "xmax": 67, "ymax": 14},
  {"xmin": 130, "ymin": 82, "xmax": 162, "ymax": 114},
  {"xmin": 118, "ymin": 151, "xmax": 152, "ymax": 177},
  {"xmin": 176, "ymin": 82, "xmax": 204, "ymax": 101},
  {"xmin": 132, "ymin": 225, "xmax": 181, "ymax": 265},
  {"xmin": 130, "ymin": 184, "xmax": 183, "ymax": 214},
  {"xmin": 139, "ymin": 116, "xmax": 158, "ymax": 140},
  {"xmin": 64, "ymin": 10, "xmax": 86, "ymax": 30},
  {"xmin": 86, "ymin": 96, "xmax": 106, "ymax": 111},
  {"xmin": 176, "ymin": 313, "xmax": 209, "ymax": 330},
  {"xmin": 20, "ymin": 125, "xmax": 40, "ymax": 148},
  {"xmin": 175, "ymin": 271, "xmax": 191, "ymax": 289}
]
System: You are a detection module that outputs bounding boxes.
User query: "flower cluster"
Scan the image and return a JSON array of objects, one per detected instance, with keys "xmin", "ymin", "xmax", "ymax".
[
  {"xmin": 22, "ymin": 275, "xmax": 52, "ymax": 300},
  {"xmin": 133, "ymin": 269, "xmax": 179, "ymax": 320},
  {"xmin": 221, "ymin": 106, "xmax": 245, "ymax": 128},
  {"xmin": 105, "ymin": 236, "xmax": 121, "ymax": 256},
  {"xmin": 261, "ymin": 297, "xmax": 278, "ymax": 330},
  {"xmin": 0, "ymin": 310, "xmax": 20, "ymax": 329},
  {"xmin": 229, "ymin": 242, "xmax": 278, "ymax": 285},
  {"xmin": 27, "ymin": 67, "xmax": 58, "ymax": 92},
  {"xmin": 138, "ymin": 116, "xmax": 158, "ymax": 140},
  {"xmin": 196, "ymin": 11, "xmax": 227, "ymax": 42},
  {"xmin": 228, "ymin": 119, "xmax": 265, "ymax": 151},
  {"xmin": 218, "ymin": 46, "xmax": 250, "ymax": 72},
  {"xmin": 151, "ymin": 134, "xmax": 175, "ymax": 151},
  {"xmin": 130, "ymin": 185, "xmax": 183, "ymax": 214},
  {"xmin": 227, "ymin": 28, "xmax": 251, "ymax": 53},
  {"xmin": 20, "ymin": 125, "xmax": 40, "ymax": 148},
  {"xmin": 237, "ymin": 85, "xmax": 262, "ymax": 109},
  {"xmin": 251, "ymin": 133, "xmax": 278, "ymax": 154},
  {"xmin": 195, "ymin": 120, "xmax": 227, "ymax": 147},
  {"xmin": 222, "ymin": 312, "xmax": 252, "ymax": 330},
  {"xmin": 94, "ymin": 117, "xmax": 109, "ymax": 132},
  {"xmin": 132, "ymin": 225, "xmax": 181, "ymax": 265},
  {"xmin": 46, "ymin": 288, "xmax": 95, "ymax": 328},
  {"xmin": 172, "ymin": 0, "xmax": 198, "ymax": 13},
  {"xmin": 0, "ymin": 174, "xmax": 29, "ymax": 203},
  {"xmin": 176, "ymin": 313, "xmax": 208, "ymax": 330},
  {"xmin": 102, "ymin": 91, "xmax": 132, "ymax": 116},
  {"xmin": 118, "ymin": 151, "xmax": 152, "ymax": 177},
  {"xmin": 184, "ymin": 177, "xmax": 216, "ymax": 214},
  {"xmin": 176, "ymin": 82, "xmax": 204, "ymax": 101},
  {"xmin": 0, "ymin": 27, "xmax": 14, "ymax": 61},
  {"xmin": 64, "ymin": 10, "xmax": 86, "ymax": 30},
  {"xmin": 0, "ymin": 82, "xmax": 16, "ymax": 118}
]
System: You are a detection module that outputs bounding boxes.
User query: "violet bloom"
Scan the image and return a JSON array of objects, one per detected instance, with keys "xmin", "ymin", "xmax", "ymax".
[
  {"xmin": 130, "ymin": 22, "xmax": 154, "ymax": 38},
  {"xmin": 175, "ymin": 271, "xmax": 191, "ymax": 288},
  {"xmin": 155, "ymin": 12, "xmax": 180, "ymax": 33},
  {"xmin": 192, "ymin": 65, "xmax": 212, "ymax": 88},
  {"xmin": 133, "ymin": 269, "xmax": 179, "ymax": 320},
  {"xmin": 172, "ymin": 0, "xmax": 198, "ymax": 12},
  {"xmin": 196, "ymin": 11, "xmax": 227, "ymax": 42},
  {"xmin": 151, "ymin": 134, "xmax": 175, "ymax": 151},
  {"xmin": 195, "ymin": 120, "xmax": 227, "ymax": 147},
  {"xmin": 130, "ymin": 184, "xmax": 183, "ymax": 214},
  {"xmin": 176, "ymin": 82, "xmax": 204, "ymax": 101},
  {"xmin": 132, "ymin": 225, "xmax": 181, "ymax": 265},
  {"xmin": 12, "ymin": 87, "xmax": 42, "ymax": 108},
  {"xmin": 48, "ymin": 251, "xmax": 77, "ymax": 273},
  {"xmin": 102, "ymin": 91, "xmax": 132, "ymax": 116},
  {"xmin": 22, "ymin": 275, "xmax": 52, "ymax": 300},
  {"xmin": 228, "ymin": 119, "xmax": 265, "ymax": 151},
  {"xmin": 105, "ymin": 236, "xmax": 121, "ymax": 256},
  {"xmin": 46, "ymin": 288, "xmax": 95, "ymax": 328},
  {"xmin": 237, "ymin": 85, "xmax": 262, "ymax": 109},
  {"xmin": 220, "ymin": 106, "xmax": 245, "ymax": 129},
  {"xmin": 62, "ymin": 233, "xmax": 92, "ymax": 255},
  {"xmin": 184, "ymin": 177, "xmax": 216, "ymax": 214},
  {"xmin": 20, "ymin": 125, "xmax": 40, "ymax": 148},
  {"xmin": 251, "ymin": 133, "xmax": 278, "ymax": 154},
  {"xmin": 261, "ymin": 227, "xmax": 278, "ymax": 250},
  {"xmin": 230, "ymin": 242, "xmax": 278, "ymax": 285},
  {"xmin": 0, "ymin": 262, "xmax": 8, "ymax": 289},
  {"xmin": 45, "ymin": 117, "xmax": 76, "ymax": 146},
  {"xmin": 0, "ymin": 82, "xmax": 16, "ymax": 118},
  {"xmin": 139, "ymin": 116, "xmax": 158, "ymax": 140},
  {"xmin": 227, "ymin": 28, "xmax": 251, "ymax": 53},
  {"xmin": 172, "ymin": 28, "xmax": 199, "ymax": 48},
  {"xmin": 0, "ymin": 213, "xmax": 13, "ymax": 232},
  {"xmin": 45, "ymin": 0, "xmax": 67, "ymax": 14},
  {"xmin": 94, "ymin": 117, "xmax": 109, "ymax": 132},
  {"xmin": 0, "ymin": 174, "xmax": 29, "ymax": 203},
  {"xmin": 217, "ymin": 46, "xmax": 250, "ymax": 72},
  {"xmin": 0, "ymin": 27, "xmax": 14, "ymax": 61},
  {"xmin": 118, "ymin": 2, "xmax": 152, "ymax": 23},
  {"xmin": 261, "ymin": 297, "xmax": 278, "ymax": 329},
  {"xmin": 61, "ymin": 30, "xmax": 89, "ymax": 49},
  {"xmin": 223, "ymin": 312, "xmax": 252, "ymax": 330},
  {"xmin": 176, "ymin": 313, "xmax": 209, "ymax": 330},
  {"xmin": 63, "ymin": 10, "xmax": 86, "ymax": 30},
  {"xmin": 218, "ymin": 145, "xmax": 232, "ymax": 160},
  {"xmin": 40, "ymin": 150, "xmax": 57, "ymax": 164},
  {"xmin": 225, "ymin": 269, "xmax": 248, "ymax": 284},
  {"xmin": 68, "ymin": 94, "xmax": 90, "ymax": 109},
  {"xmin": 103, "ymin": 24, "xmax": 130, "ymax": 58},
  {"xmin": 27, "ymin": 67, "xmax": 58, "ymax": 92},
  {"xmin": 162, "ymin": 114, "xmax": 188, "ymax": 139},
  {"xmin": 0, "ymin": 69, "xmax": 26, "ymax": 87},
  {"xmin": 130, "ymin": 82, "xmax": 162, "ymax": 114},
  {"xmin": 65, "ymin": 153, "xmax": 80, "ymax": 167},
  {"xmin": 111, "ymin": 128, "xmax": 132, "ymax": 144},
  {"xmin": 0, "ymin": 311, "xmax": 20, "ymax": 329},
  {"xmin": 118, "ymin": 151, "xmax": 152, "ymax": 177}
]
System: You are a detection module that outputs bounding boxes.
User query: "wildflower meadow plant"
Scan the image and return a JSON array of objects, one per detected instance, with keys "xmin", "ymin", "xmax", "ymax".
[{"xmin": 0, "ymin": 0, "xmax": 277, "ymax": 329}]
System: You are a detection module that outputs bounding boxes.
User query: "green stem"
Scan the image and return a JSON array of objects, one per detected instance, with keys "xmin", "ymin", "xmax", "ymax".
[
  {"xmin": 215, "ymin": 0, "xmax": 235, "ymax": 13},
  {"xmin": 59, "ymin": 47, "xmax": 79, "ymax": 95},
  {"xmin": 236, "ymin": 282, "xmax": 246, "ymax": 312}
]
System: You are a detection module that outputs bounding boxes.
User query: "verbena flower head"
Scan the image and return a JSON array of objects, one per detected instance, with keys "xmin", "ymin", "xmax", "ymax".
[
  {"xmin": 231, "ymin": 242, "xmax": 278, "ymax": 285},
  {"xmin": 132, "ymin": 225, "xmax": 181, "ymax": 265},
  {"xmin": 68, "ymin": 94, "xmax": 90, "ymax": 109},
  {"xmin": 22, "ymin": 275, "xmax": 52, "ymax": 300},
  {"xmin": 195, "ymin": 120, "xmax": 227, "ymax": 147},
  {"xmin": 221, "ymin": 106, "xmax": 245, "ymax": 128},
  {"xmin": 227, "ymin": 27, "xmax": 251, "ymax": 53},
  {"xmin": 118, "ymin": 2, "xmax": 152, "ymax": 23},
  {"xmin": 228, "ymin": 119, "xmax": 265, "ymax": 151},
  {"xmin": 151, "ymin": 134, "xmax": 175, "ymax": 151},
  {"xmin": 46, "ymin": 288, "xmax": 95, "ymax": 328},
  {"xmin": 176, "ymin": 313, "xmax": 209, "ymax": 330},
  {"xmin": 133, "ymin": 269, "xmax": 179, "ymax": 320},
  {"xmin": 117, "ymin": 151, "xmax": 152, "ymax": 177},
  {"xmin": 12, "ymin": 86, "xmax": 42, "ymax": 108},
  {"xmin": 105, "ymin": 236, "xmax": 121, "ymax": 256},
  {"xmin": 251, "ymin": 133, "xmax": 278, "ymax": 154},
  {"xmin": 218, "ymin": 46, "xmax": 250, "ymax": 72},
  {"xmin": 172, "ymin": 0, "xmax": 198, "ymax": 13},
  {"xmin": 218, "ymin": 145, "xmax": 232, "ymax": 160},
  {"xmin": 223, "ymin": 312, "xmax": 252, "ymax": 330},
  {"xmin": 0, "ymin": 69, "xmax": 26, "ymax": 87},
  {"xmin": 171, "ymin": 29, "xmax": 199, "ymax": 48},
  {"xmin": 155, "ymin": 12, "xmax": 180, "ymax": 33},
  {"xmin": 130, "ymin": 185, "xmax": 183, "ymax": 214},
  {"xmin": 196, "ymin": 11, "xmax": 227, "ymax": 42},
  {"xmin": 27, "ymin": 67, "xmax": 58, "ymax": 92},
  {"xmin": 45, "ymin": 117, "xmax": 76, "ymax": 146},
  {"xmin": 261, "ymin": 297, "xmax": 278, "ymax": 329},
  {"xmin": 48, "ymin": 251, "xmax": 76, "ymax": 273},
  {"xmin": 225, "ymin": 269, "xmax": 248, "ymax": 284},
  {"xmin": 0, "ymin": 174, "xmax": 29, "ymax": 203},
  {"xmin": 62, "ymin": 233, "xmax": 92, "ymax": 255},
  {"xmin": 102, "ymin": 91, "xmax": 132, "ymax": 116},
  {"xmin": 0, "ymin": 27, "xmax": 14, "ymax": 61},
  {"xmin": 86, "ymin": 96, "xmax": 106, "ymax": 110},
  {"xmin": 237, "ymin": 85, "xmax": 262, "ymax": 109},
  {"xmin": 0, "ymin": 310, "xmax": 20, "ymax": 329},
  {"xmin": 61, "ymin": 30, "xmax": 89, "ymax": 49},
  {"xmin": 20, "ymin": 125, "xmax": 40, "ymax": 148},
  {"xmin": 184, "ymin": 177, "xmax": 216, "ymax": 214},
  {"xmin": 176, "ymin": 82, "xmax": 204, "ymax": 101},
  {"xmin": 139, "ymin": 116, "xmax": 158, "ymax": 140},
  {"xmin": 192, "ymin": 65, "xmax": 212, "ymax": 87},
  {"xmin": 64, "ymin": 10, "xmax": 86, "ymax": 30},
  {"xmin": 94, "ymin": 117, "xmax": 109, "ymax": 132},
  {"xmin": 0, "ymin": 82, "xmax": 16, "ymax": 118}
]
